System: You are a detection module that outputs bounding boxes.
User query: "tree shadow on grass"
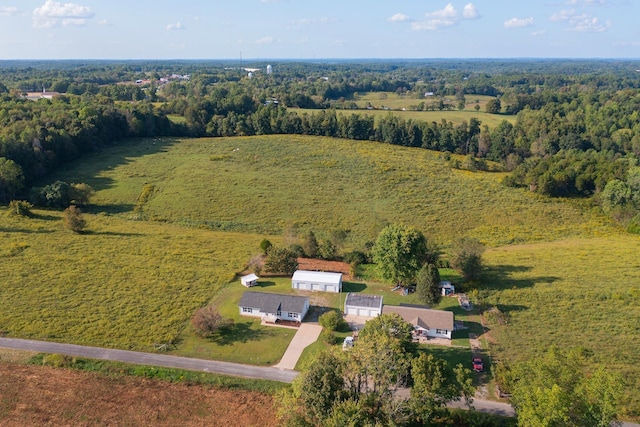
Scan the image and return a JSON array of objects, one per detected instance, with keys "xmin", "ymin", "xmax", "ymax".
[
  {"xmin": 0, "ymin": 227, "xmax": 54, "ymax": 234},
  {"xmin": 84, "ymin": 230, "xmax": 145, "ymax": 237},
  {"xmin": 481, "ymin": 264, "xmax": 559, "ymax": 291},
  {"xmin": 342, "ymin": 282, "xmax": 367, "ymax": 292},
  {"xmin": 85, "ymin": 203, "xmax": 136, "ymax": 215},
  {"xmin": 209, "ymin": 322, "xmax": 266, "ymax": 346},
  {"xmin": 256, "ymin": 281, "xmax": 276, "ymax": 288}
]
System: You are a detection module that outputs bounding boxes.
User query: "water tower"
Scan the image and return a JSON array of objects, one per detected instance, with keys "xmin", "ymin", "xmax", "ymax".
[{"xmin": 266, "ymin": 64, "xmax": 272, "ymax": 75}]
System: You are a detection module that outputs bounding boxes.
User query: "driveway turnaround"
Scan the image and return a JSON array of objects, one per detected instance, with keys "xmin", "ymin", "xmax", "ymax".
[
  {"xmin": 0, "ymin": 337, "xmax": 298, "ymax": 383},
  {"xmin": 273, "ymin": 323, "xmax": 323, "ymax": 370}
]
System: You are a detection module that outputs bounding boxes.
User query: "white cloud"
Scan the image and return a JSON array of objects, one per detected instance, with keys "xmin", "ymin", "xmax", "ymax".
[
  {"xmin": 0, "ymin": 6, "xmax": 18, "ymax": 17},
  {"xmin": 388, "ymin": 13, "xmax": 410, "ymax": 23},
  {"xmin": 504, "ymin": 17, "xmax": 534, "ymax": 29},
  {"xmin": 166, "ymin": 21, "xmax": 186, "ymax": 30},
  {"xmin": 33, "ymin": 0, "xmax": 94, "ymax": 28},
  {"xmin": 531, "ymin": 30, "xmax": 547, "ymax": 36},
  {"xmin": 463, "ymin": 3, "xmax": 479, "ymax": 20},
  {"xmin": 550, "ymin": 8, "xmax": 611, "ymax": 32},
  {"xmin": 411, "ymin": 3, "xmax": 480, "ymax": 31},
  {"xmin": 98, "ymin": 19, "xmax": 112, "ymax": 26},
  {"xmin": 255, "ymin": 36, "xmax": 274, "ymax": 44}
]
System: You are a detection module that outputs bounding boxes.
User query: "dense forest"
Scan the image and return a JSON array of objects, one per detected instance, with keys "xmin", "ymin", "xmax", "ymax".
[{"xmin": 1, "ymin": 59, "xmax": 639, "ymax": 230}]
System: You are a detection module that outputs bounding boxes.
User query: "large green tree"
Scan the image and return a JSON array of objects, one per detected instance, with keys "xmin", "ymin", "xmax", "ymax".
[
  {"xmin": 450, "ymin": 237, "xmax": 485, "ymax": 282},
  {"xmin": 279, "ymin": 313, "xmax": 475, "ymax": 426},
  {"xmin": 0, "ymin": 157, "xmax": 24, "ymax": 203},
  {"xmin": 416, "ymin": 263, "xmax": 442, "ymax": 306},
  {"xmin": 371, "ymin": 224, "xmax": 435, "ymax": 285},
  {"xmin": 264, "ymin": 246, "xmax": 298, "ymax": 275},
  {"xmin": 509, "ymin": 348, "xmax": 623, "ymax": 427}
]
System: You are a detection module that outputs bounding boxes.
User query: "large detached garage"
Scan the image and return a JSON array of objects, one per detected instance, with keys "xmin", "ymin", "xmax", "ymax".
[
  {"xmin": 291, "ymin": 270, "xmax": 343, "ymax": 293},
  {"xmin": 344, "ymin": 293, "xmax": 383, "ymax": 318}
]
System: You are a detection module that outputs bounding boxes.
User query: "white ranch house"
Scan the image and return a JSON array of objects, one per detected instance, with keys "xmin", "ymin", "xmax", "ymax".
[
  {"xmin": 382, "ymin": 305, "xmax": 454, "ymax": 340},
  {"xmin": 344, "ymin": 293, "xmax": 383, "ymax": 318},
  {"xmin": 238, "ymin": 291, "xmax": 309, "ymax": 323},
  {"xmin": 291, "ymin": 270, "xmax": 342, "ymax": 293},
  {"xmin": 241, "ymin": 273, "xmax": 259, "ymax": 287}
]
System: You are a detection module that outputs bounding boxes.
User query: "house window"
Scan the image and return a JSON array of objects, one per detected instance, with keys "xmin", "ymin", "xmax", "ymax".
[
  {"xmin": 436, "ymin": 329, "xmax": 448, "ymax": 335},
  {"xmin": 242, "ymin": 307, "xmax": 253, "ymax": 313},
  {"xmin": 290, "ymin": 313, "xmax": 299, "ymax": 318}
]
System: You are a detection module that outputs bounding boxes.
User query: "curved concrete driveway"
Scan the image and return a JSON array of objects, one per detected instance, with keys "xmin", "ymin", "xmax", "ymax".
[
  {"xmin": 0, "ymin": 337, "xmax": 298, "ymax": 383},
  {"xmin": 273, "ymin": 323, "xmax": 323, "ymax": 370}
]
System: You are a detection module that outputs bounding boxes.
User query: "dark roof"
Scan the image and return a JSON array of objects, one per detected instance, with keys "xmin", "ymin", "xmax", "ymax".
[
  {"xmin": 382, "ymin": 306, "xmax": 454, "ymax": 331},
  {"xmin": 344, "ymin": 293, "xmax": 383, "ymax": 309},
  {"xmin": 238, "ymin": 291, "xmax": 308, "ymax": 314}
]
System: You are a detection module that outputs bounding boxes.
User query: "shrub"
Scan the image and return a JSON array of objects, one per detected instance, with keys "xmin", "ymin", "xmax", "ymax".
[
  {"xmin": 191, "ymin": 305, "xmax": 231, "ymax": 338},
  {"xmin": 42, "ymin": 353, "xmax": 73, "ymax": 368},
  {"xmin": 7, "ymin": 200, "xmax": 33, "ymax": 217},
  {"xmin": 259, "ymin": 239, "xmax": 273, "ymax": 255},
  {"xmin": 64, "ymin": 205, "xmax": 87, "ymax": 233},
  {"xmin": 318, "ymin": 310, "xmax": 345, "ymax": 332}
]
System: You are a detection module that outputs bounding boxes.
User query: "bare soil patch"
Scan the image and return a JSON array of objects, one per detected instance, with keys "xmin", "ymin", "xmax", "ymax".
[
  {"xmin": 297, "ymin": 258, "xmax": 352, "ymax": 280},
  {"xmin": 0, "ymin": 362, "xmax": 277, "ymax": 427}
]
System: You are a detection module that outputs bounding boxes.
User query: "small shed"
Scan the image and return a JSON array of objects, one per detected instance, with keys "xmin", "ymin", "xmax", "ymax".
[
  {"xmin": 241, "ymin": 273, "xmax": 259, "ymax": 287},
  {"xmin": 440, "ymin": 281, "xmax": 455, "ymax": 296},
  {"xmin": 292, "ymin": 270, "xmax": 343, "ymax": 293},
  {"xmin": 344, "ymin": 293, "xmax": 383, "ymax": 317}
]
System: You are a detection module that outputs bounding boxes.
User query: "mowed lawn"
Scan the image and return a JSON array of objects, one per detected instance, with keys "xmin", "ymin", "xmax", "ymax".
[
  {"xmin": 51, "ymin": 135, "xmax": 613, "ymax": 249},
  {"xmin": 0, "ymin": 211, "xmax": 262, "ymax": 350},
  {"xmin": 483, "ymin": 236, "xmax": 640, "ymax": 418}
]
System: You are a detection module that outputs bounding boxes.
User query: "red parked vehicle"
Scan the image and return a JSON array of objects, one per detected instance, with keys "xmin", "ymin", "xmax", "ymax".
[{"xmin": 472, "ymin": 357, "xmax": 484, "ymax": 372}]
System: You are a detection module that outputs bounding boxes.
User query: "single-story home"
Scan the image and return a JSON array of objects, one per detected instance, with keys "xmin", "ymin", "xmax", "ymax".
[
  {"xmin": 291, "ymin": 270, "xmax": 342, "ymax": 293},
  {"xmin": 238, "ymin": 291, "xmax": 309, "ymax": 323},
  {"xmin": 440, "ymin": 281, "xmax": 455, "ymax": 296},
  {"xmin": 344, "ymin": 293, "xmax": 383, "ymax": 318},
  {"xmin": 382, "ymin": 305, "xmax": 454, "ymax": 339},
  {"xmin": 241, "ymin": 273, "xmax": 259, "ymax": 287}
]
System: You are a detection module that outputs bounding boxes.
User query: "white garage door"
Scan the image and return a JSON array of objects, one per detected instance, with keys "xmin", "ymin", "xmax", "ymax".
[
  {"xmin": 346, "ymin": 307, "xmax": 358, "ymax": 315},
  {"xmin": 357, "ymin": 308, "xmax": 372, "ymax": 317},
  {"xmin": 312, "ymin": 283, "xmax": 324, "ymax": 291}
]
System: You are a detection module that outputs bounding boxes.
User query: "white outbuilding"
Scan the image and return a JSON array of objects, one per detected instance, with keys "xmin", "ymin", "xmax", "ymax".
[
  {"xmin": 241, "ymin": 273, "xmax": 259, "ymax": 287},
  {"xmin": 344, "ymin": 293, "xmax": 383, "ymax": 318},
  {"xmin": 291, "ymin": 270, "xmax": 343, "ymax": 293}
]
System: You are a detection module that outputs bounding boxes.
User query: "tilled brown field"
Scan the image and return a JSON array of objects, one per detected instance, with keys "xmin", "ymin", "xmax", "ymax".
[{"xmin": 0, "ymin": 362, "xmax": 278, "ymax": 427}]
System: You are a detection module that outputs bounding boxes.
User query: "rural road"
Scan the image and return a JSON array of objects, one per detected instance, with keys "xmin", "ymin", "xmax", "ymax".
[
  {"xmin": 2, "ymin": 337, "xmax": 638, "ymax": 426},
  {"xmin": 0, "ymin": 337, "xmax": 299, "ymax": 383}
]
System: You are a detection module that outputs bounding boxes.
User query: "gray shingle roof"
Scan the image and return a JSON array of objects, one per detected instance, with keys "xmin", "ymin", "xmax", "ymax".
[
  {"xmin": 344, "ymin": 293, "xmax": 383, "ymax": 309},
  {"xmin": 382, "ymin": 305, "xmax": 454, "ymax": 331},
  {"xmin": 238, "ymin": 291, "xmax": 308, "ymax": 314}
]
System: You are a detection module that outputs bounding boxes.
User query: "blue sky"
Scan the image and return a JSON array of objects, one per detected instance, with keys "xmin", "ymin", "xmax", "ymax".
[{"xmin": 0, "ymin": 0, "xmax": 638, "ymax": 59}]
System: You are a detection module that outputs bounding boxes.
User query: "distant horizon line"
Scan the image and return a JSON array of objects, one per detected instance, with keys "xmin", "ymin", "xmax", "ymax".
[{"xmin": 1, "ymin": 57, "xmax": 640, "ymax": 62}]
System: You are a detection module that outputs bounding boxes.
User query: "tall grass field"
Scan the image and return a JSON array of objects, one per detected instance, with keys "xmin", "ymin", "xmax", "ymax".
[{"xmin": 2, "ymin": 134, "xmax": 637, "ymax": 417}]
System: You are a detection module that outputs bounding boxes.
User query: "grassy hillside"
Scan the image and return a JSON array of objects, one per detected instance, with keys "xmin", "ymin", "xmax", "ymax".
[
  {"xmin": 0, "ymin": 211, "xmax": 260, "ymax": 350},
  {"xmin": 483, "ymin": 236, "xmax": 640, "ymax": 418},
  {"xmin": 51, "ymin": 135, "xmax": 612, "ymax": 249},
  {"xmin": 6, "ymin": 134, "xmax": 638, "ymax": 417}
]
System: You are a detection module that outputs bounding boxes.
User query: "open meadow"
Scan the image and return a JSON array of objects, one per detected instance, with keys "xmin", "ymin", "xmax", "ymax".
[
  {"xmin": 49, "ymin": 135, "xmax": 612, "ymax": 249},
  {"xmin": 287, "ymin": 106, "xmax": 515, "ymax": 129},
  {"xmin": 3, "ymin": 134, "xmax": 638, "ymax": 417}
]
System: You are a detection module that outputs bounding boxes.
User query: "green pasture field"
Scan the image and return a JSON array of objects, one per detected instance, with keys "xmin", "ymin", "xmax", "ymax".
[
  {"xmin": 0, "ymin": 210, "xmax": 262, "ymax": 350},
  {"xmin": 484, "ymin": 236, "xmax": 640, "ymax": 418},
  {"xmin": 48, "ymin": 135, "xmax": 613, "ymax": 250},
  {"xmin": 288, "ymin": 107, "xmax": 514, "ymax": 129},
  {"xmin": 354, "ymin": 92, "xmax": 496, "ymax": 108}
]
